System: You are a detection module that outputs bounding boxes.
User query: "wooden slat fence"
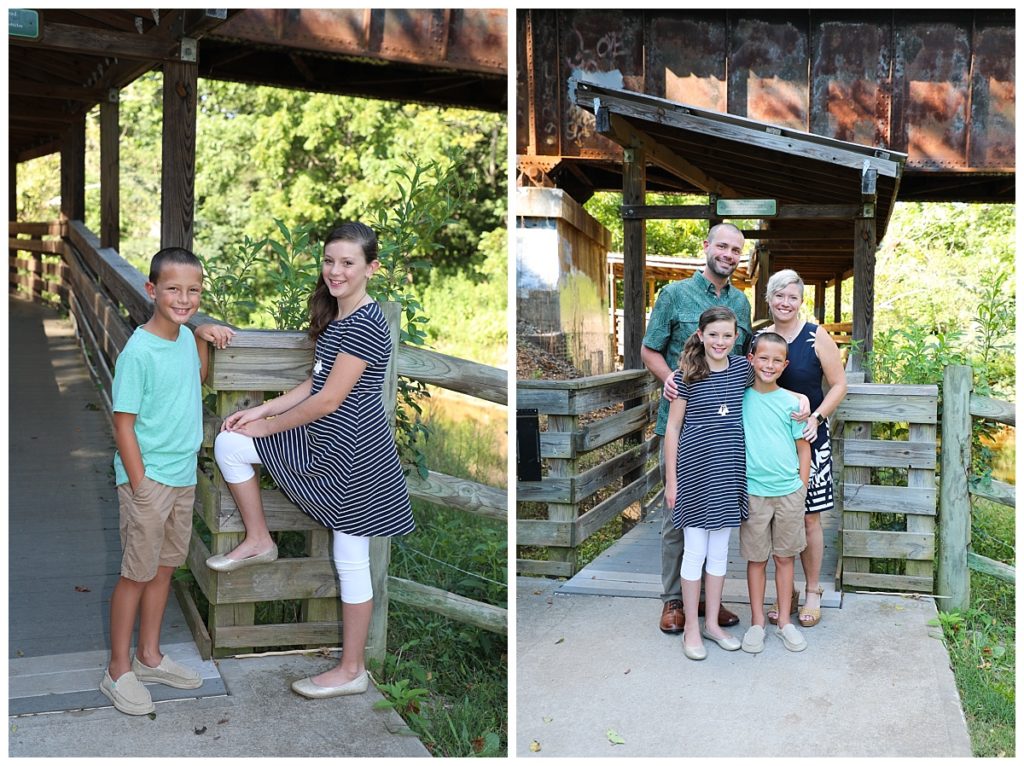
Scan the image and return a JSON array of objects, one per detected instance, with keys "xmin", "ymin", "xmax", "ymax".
[
  {"xmin": 9, "ymin": 221, "xmax": 69, "ymax": 305},
  {"xmin": 937, "ymin": 365, "xmax": 1016, "ymax": 612},
  {"xmin": 836, "ymin": 383, "xmax": 939, "ymax": 593},
  {"xmin": 517, "ymin": 369, "xmax": 661, "ymax": 576},
  {"xmin": 11, "ymin": 219, "xmax": 507, "ymax": 661}
]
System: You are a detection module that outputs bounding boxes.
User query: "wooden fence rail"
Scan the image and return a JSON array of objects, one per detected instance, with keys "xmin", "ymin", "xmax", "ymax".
[
  {"xmin": 937, "ymin": 365, "xmax": 1016, "ymax": 612},
  {"xmin": 516, "ymin": 369, "xmax": 661, "ymax": 576},
  {"xmin": 11, "ymin": 219, "xmax": 507, "ymax": 661}
]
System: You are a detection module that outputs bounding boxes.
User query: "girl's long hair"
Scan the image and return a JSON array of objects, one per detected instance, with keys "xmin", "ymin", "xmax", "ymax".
[
  {"xmin": 308, "ymin": 222, "xmax": 378, "ymax": 340},
  {"xmin": 678, "ymin": 306, "xmax": 738, "ymax": 383}
]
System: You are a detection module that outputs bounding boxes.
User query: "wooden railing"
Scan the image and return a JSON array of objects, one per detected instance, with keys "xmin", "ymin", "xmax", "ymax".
[
  {"xmin": 516, "ymin": 369, "xmax": 661, "ymax": 576},
  {"xmin": 11, "ymin": 219, "xmax": 507, "ymax": 659},
  {"xmin": 834, "ymin": 383, "xmax": 939, "ymax": 592},
  {"xmin": 9, "ymin": 221, "xmax": 68, "ymax": 305},
  {"xmin": 937, "ymin": 365, "xmax": 1016, "ymax": 611}
]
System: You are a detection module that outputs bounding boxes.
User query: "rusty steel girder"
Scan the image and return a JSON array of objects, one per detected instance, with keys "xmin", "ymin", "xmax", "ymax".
[{"xmin": 518, "ymin": 9, "xmax": 1014, "ymax": 200}]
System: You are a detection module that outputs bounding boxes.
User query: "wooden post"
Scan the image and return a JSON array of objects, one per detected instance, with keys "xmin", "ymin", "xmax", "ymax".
[
  {"xmin": 622, "ymin": 148, "xmax": 646, "ymax": 371},
  {"xmin": 60, "ymin": 116, "xmax": 86, "ymax": 223},
  {"xmin": 833, "ymin": 273, "xmax": 843, "ymax": 323},
  {"xmin": 366, "ymin": 301, "xmax": 401, "ymax": 663},
  {"xmin": 161, "ymin": 59, "xmax": 198, "ymax": 250},
  {"xmin": 9, "ymin": 154, "xmax": 16, "ymax": 223},
  {"xmin": 753, "ymin": 247, "xmax": 772, "ymax": 323},
  {"xmin": 546, "ymin": 414, "xmax": 579, "ymax": 573},
  {"xmin": 850, "ymin": 216, "xmax": 876, "ymax": 377},
  {"xmin": 813, "ymin": 281, "xmax": 826, "ymax": 323},
  {"xmin": 937, "ymin": 365, "xmax": 972, "ymax": 612},
  {"xmin": 100, "ymin": 90, "xmax": 120, "ymax": 250}
]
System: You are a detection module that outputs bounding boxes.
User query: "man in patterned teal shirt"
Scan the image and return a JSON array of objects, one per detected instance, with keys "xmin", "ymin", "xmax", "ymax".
[{"xmin": 641, "ymin": 222, "xmax": 752, "ymax": 635}]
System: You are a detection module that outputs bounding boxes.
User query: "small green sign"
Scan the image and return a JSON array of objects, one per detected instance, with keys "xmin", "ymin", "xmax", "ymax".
[
  {"xmin": 9, "ymin": 8, "xmax": 40, "ymax": 39},
  {"xmin": 716, "ymin": 198, "xmax": 777, "ymax": 217}
]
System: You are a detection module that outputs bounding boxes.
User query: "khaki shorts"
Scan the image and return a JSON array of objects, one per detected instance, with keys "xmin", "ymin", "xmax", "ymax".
[
  {"xmin": 740, "ymin": 485, "xmax": 808, "ymax": 561},
  {"xmin": 117, "ymin": 476, "xmax": 195, "ymax": 582}
]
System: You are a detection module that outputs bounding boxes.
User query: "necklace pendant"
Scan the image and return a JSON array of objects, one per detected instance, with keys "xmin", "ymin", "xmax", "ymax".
[{"xmin": 718, "ymin": 404, "xmax": 729, "ymax": 416}]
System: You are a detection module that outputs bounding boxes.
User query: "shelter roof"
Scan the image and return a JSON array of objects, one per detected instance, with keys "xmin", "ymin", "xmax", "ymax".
[
  {"xmin": 9, "ymin": 9, "xmax": 506, "ymax": 164},
  {"xmin": 570, "ymin": 79, "xmax": 908, "ymax": 284}
]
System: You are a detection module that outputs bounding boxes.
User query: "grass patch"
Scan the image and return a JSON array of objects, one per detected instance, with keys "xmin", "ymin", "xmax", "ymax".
[{"xmin": 932, "ymin": 497, "xmax": 1015, "ymax": 756}]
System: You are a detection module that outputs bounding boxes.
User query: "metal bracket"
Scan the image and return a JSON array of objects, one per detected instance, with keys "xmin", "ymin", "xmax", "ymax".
[{"xmin": 180, "ymin": 37, "xmax": 197, "ymax": 62}]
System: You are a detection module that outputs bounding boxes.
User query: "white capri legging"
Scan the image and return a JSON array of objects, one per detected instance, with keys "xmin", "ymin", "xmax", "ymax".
[
  {"xmin": 214, "ymin": 430, "xmax": 373, "ymax": 604},
  {"xmin": 680, "ymin": 526, "xmax": 732, "ymax": 581}
]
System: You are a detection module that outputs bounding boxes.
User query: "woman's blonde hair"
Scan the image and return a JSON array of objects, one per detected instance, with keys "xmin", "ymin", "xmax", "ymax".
[
  {"xmin": 765, "ymin": 269, "xmax": 805, "ymax": 304},
  {"xmin": 678, "ymin": 306, "xmax": 737, "ymax": 383}
]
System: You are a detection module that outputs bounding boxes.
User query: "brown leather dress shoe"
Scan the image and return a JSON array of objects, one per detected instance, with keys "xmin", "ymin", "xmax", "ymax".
[
  {"xmin": 659, "ymin": 599, "xmax": 685, "ymax": 634},
  {"xmin": 696, "ymin": 601, "xmax": 741, "ymax": 627}
]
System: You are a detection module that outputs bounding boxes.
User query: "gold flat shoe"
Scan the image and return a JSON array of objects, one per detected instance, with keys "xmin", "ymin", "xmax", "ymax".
[
  {"xmin": 291, "ymin": 671, "xmax": 369, "ymax": 699},
  {"xmin": 206, "ymin": 544, "xmax": 278, "ymax": 572}
]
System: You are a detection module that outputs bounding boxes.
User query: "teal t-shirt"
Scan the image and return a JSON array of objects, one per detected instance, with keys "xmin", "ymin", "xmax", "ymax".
[
  {"xmin": 642, "ymin": 271, "xmax": 752, "ymax": 435},
  {"xmin": 112, "ymin": 326, "xmax": 202, "ymax": 487},
  {"xmin": 742, "ymin": 387, "xmax": 805, "ymax": 497}
]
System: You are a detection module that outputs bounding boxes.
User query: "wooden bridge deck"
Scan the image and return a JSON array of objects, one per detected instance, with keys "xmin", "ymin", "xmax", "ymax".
[
  {"xmin": 559, "ymin": 504, "xmax": 842, "ymax": 610},
  {"xmin": 7, "ymin": 297, "xmax": 224, "ymax": 714}
]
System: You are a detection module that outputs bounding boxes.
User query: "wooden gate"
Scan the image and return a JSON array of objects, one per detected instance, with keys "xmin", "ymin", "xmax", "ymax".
[{"xmin": 836, "ymin": 383, "xmax": 939, "ymax": 592}]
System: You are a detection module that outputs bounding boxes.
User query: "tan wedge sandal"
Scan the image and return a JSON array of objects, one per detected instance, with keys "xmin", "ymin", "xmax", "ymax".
[
  {"xmin": 799, "ymin": 586, "xmax": 824, "ymax": 627},
  {"xmin": 767, "ymin": 589, "xmax": 799, "ymax": 626}
]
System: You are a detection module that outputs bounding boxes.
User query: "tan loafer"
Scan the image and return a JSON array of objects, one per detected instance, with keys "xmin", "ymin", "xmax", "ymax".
[
  {"xmin": 100, "ymin": 670, "xmax": 155, "ymax": 715},
  {"xmin": 291, "ymin": 671, "xmax": 369, "ymax": 699},
  {"xmin": 133, "ymin": 654, "xmax": 202, "ymax": 689},
  {"xmin": 206, "ymin": 544, "xmax": 278, "ymax": 572}
]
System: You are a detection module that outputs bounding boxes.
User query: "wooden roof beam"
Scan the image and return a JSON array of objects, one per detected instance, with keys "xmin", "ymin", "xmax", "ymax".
[
  {"xmin": 9, "ymin": 21, "xmax": 184, "ymax": 63},
  {"xmin": 596, "ymin": 108, "xmax": 739, "ymax": 197}
]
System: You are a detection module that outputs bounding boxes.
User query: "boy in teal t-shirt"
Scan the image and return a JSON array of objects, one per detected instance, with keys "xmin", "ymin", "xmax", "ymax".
[
  {"xmin": 101, "ymin": 247, "xmax": 234, "ymax": 715},
  {"xmin": 739, "ymin": 332, "xmax": 811, "ymax": 655}
]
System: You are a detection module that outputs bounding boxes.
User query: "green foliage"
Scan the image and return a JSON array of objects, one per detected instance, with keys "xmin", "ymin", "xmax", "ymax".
[{"xmin": 584, "ymin": 191, "xmax": 709, "ymax": 255}]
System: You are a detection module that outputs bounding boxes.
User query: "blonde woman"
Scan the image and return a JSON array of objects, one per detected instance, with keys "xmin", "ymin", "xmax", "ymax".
[{"xmin": 759, "ymin": 270, "xmax": 847, "ymax": 627}]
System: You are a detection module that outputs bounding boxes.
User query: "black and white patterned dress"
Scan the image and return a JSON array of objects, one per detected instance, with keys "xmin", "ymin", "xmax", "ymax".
[
  {"xmin": 254, "ymin": 303, "xmax": 415, "ymax": 537},
  {"xmin": 671, "ymin": 355, "xmax": 754, "ymax": 531}
]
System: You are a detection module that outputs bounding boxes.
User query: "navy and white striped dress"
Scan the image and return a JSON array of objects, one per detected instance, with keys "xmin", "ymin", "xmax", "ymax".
[
  {"xmin": 671, "ymin": 355, "xmax": 753, "ymax": 531},
  {"xmin": 254, "ymin": 302, "xmax": 415, "ymax": 537}
]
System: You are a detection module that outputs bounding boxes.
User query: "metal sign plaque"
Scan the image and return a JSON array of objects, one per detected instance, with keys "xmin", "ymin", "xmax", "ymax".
[
  {"xmin": 715, "ymin": 199, "xmax": 777, "ymax": 217},
  {"xmin": 9, "ymin": 8, "xmax": 40, "ymax": 39}
]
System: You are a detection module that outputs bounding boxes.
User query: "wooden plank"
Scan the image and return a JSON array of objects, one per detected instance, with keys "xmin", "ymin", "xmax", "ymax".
[
  {"xmin": 516, "ymin": 519, "xmax": 573, "ymax": 547},
  {"xmin": 842, "ymin": 484, "xmax": 936, "ymax": 516},
  {"xmin": 7, "ymin": 237, "xmax": 63, "ymax": 254},
  {"xmin": 213, "ymin": 622, "xmax": 344, "ymax": 649},
  {"xmin": 11, "ymin": 20, "xmax": 184, "ymax": 62},
  {"xmin": 836, "ymin": 393, "xmax": 937, "ymax": 424},
  {"xmin": 68, "ymin": 221, "xmax": 152, "ymax": 324},
  {"xmin": 572, "ymin": 374, "xmax": 657, "ymax": 415},
  {"xmin": 579, "ymin": 399, "xmax": 657, "ymax": 452},
  {"xmin": 68, "ymin": 292, "xmax": 114, "ymax": 407},
  {"xmin": 406, "ymin": 470, "xmax": 507, "ymax": 522},
  {"xmin": 517, "ymin": 477, "xmax": 572, "ymax": 504},
  {"xmin": 845, "ymin": 383, "xmax": 937, "ymax": 397},
  {"xmin": 539, "ymin": 431, "xmax": 574, "ymax": 459},
  {"xmin": 171, "ymin": 578, "xmax": 213, "ymax": 660},
  {"xmin": 842, "ymin": 438, "xmax": 936, "ymax": 469},
  {"xmin": 9, "ymin": 221, "xmax": 64, "ymax": 236},
  {"xmin": 516, "ymin": 558, "xmax": 574, "ymax": 577},
  {"xmin": 969, "ymin": 478, "xmax": 1015, "ymax": 508},
  {"xmin": 213, "ymin": 484, "xmax": 322, "ymax": 533},
  {"xmin": 905, "ymin": 423, "xmax": 937, "ymax": 582},
  {"xmin": 842, "ymin": 421, "xmax": 873, "ymax": 579},
  {"xmin": 161, "ymin": 59, "xmax": 198, "ymax": 250},
  {"xmin": 517, "ymin": 387, "xmax": 571, "ymax": 415},
  {"xmin": 398, "ymin": 345, "xmax": 506, "ymax": 405},
  {"xmin": 841, "ymin": 571, "xmax": 933, "ymax": 592},
  {"xmin": 967, "ymin": 552, "xmax": 1015, "ymax": 584},
  {"xmin": 969, "ymin": 394, "xmax": 1015, "ymax": 426},
  {"xmin": 302, "ymin": 529, "xmax": 341, "ymax": 645},
  {"xmin": 517, "ymin": 368, "xmax": 650, "ymax": 392},
  {"xmin": 575, "ymin": 465, "xmax": 660, "ymax": 544},
  {"xmin": 574, "ymin": 436, "xmax": 659, "ymax": 503},
  {"xmin": 388, "ymin": 577, "xmax": 507, "ymax": 635},
  {"xmin": 937, "ymin": 366, "xmax": 972, "ymax": 612},
  {"xmin": 842, "ymin": 530, "xmax": 934, "ymax": 561}
]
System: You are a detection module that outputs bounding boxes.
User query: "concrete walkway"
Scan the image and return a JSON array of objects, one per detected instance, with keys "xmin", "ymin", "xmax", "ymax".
[
  {"xmin": 8, "ymin": 297, "xmax": 428, "ymax": 757},
  {"xmin": 516, "ymin": 576, "xmax": 971, "ymax": 758}
]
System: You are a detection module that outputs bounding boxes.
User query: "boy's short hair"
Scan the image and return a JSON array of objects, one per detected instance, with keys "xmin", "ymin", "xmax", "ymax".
[
  {"xmin": 149, "ymin": 247, "xmax": 202, "ymax": 284},
  {"xmin": 750, "ymin": 331, "xmax": 789, "ymax": 356}
]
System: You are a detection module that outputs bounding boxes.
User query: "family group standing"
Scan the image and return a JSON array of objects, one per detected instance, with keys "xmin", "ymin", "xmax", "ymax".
[{"xmin": 642, "ymin": 223, "xmax": 846, "ymax": 659}]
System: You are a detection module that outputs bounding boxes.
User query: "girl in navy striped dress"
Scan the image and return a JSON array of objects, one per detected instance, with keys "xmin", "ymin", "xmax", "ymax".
[
  {"xmin": 663, "ymin": 307, "xmax": 751, "ymax": 660},
  {"xmin": 207, "ymin": 222, "xmax": 414, "ymax": 698}
]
